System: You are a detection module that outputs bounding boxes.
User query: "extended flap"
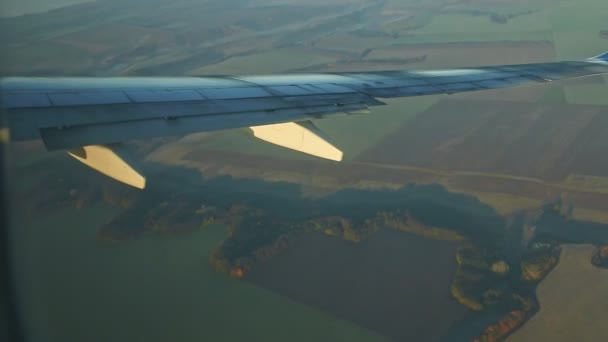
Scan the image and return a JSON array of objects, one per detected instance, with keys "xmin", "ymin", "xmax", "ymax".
[
  {"xmin": 68, "ymin": 144, "xmax": 146, "ymax": 189},
  {"xmin": 250, "ymin": 121, "xmax": 343, "ymax": 161}
]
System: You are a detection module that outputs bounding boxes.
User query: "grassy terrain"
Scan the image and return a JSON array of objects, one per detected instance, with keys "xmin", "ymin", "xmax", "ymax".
[
  {"xmin": 314, "ymin": 32, "xmax": 393, "ymax": 54},
  {"xmin": 413, "ymin": 13, "xmax": 552, "ymax": 35},
  {"xmin": 571, "ymin": 208, "xmax": 608, "ymax": 225},
  {"xmin": 4, "ymin": 41, "xmax": 94, "ymax": 74},
  {"xmin": 245, "ymin": 229, "xmax": 467, "ymax": 342},
  {"xmin": 546, "ymin": 0, "xmax": 608, "ymax": 104},
  {"xmin": 382, "ymin": 0, "xmax": 608, "ymax": 104},
  {"xmin": 188, "ymin": 48, "xmax": 337, "ymax": 75},
  {"xmin": 367, "ymin": 41, "xmax": 555, "ymax": 70},
  {"xmin": 12, "ymin": 201, "xmax": 388, "ymax": 342},
  {"xmin": 507, "ymin": 245, "xmax": 608, "ymax": 342},
  {"xmin": 392, "ymin": 31, "xmax": 554, "ymax": 45},
  {"xmin": 388, "ymin": 9, "xmax": 554, "ymax": 45},
  {"xmin": 315, "ymin": 96, "xmax": 440, "ymax": 160},
  {"xmin": 547, "ymin": 0, "xmax": 608, "ymax": 58},
  {"xmin": 564, "ymin": 174, "xmax": 608, "ymax": 194},
  {"xmin": 149, "ymin": 140, "xmax": 608, "ymax": 224},
  {"xmin": 466, "ymin": 191, "xmax": 543, "ymax": 216}
]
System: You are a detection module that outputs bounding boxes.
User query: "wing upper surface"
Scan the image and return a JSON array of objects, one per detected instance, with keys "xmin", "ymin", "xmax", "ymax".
[{"xmin": 2, "ymin": 57, "xmax": 608, "ymax": 149}]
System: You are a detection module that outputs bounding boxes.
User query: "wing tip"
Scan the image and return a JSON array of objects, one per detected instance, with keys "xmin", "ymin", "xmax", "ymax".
[{"xmin": 589, "ymin": 51, "xmax": 608, "ymax": 62}]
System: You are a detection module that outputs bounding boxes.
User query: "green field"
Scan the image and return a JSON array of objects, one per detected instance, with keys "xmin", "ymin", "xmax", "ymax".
[
  {"xmin": 12, "ymin": 202, "xmax": 388, "ymax": 342},
  {"xmin": 414, "ymin": 13, "xmax": 552, "ymax": 35},
  {"xmin": 385, "ymin": 0, "xmax": 608, "ymax": 104},
  {"xmin": 315, "ymin": 32, "xmax": 392, "ymax": 54},
  {"xmin": 546, "ymin": 0, "xmax": 608, "ymax": 104},
  {"xmin": 316, "ymin": 96, "xmax": 439, "ymax": 160},
  {"xmin": 507, "ymin": 245, "xmax": 608, "ymax": 342},
  {"xmin": 3, "ymin": 41, "xmax": 94, "ymax": 74},
  {"xmin": 189, "ymin": 49, "xmax": 336, "ymax": 75},
  {"xmin": 388, "ymin": 7, "xmax": 554, "ymax": 45}
]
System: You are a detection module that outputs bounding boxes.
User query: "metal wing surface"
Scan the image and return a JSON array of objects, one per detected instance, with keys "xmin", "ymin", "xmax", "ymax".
[
  {"xmin": 1, "ymin": 54, "xmax": 607, "ymax": 188},
  {"xmin": 3, "ymin": 56, "xmax": 608, "ymax": 151}
]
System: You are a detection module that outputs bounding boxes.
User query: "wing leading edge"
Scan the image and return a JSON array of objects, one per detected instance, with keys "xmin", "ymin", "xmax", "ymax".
[{"xmin": 2, "ymin": 53, "xmax": 607, "ymax": 188}]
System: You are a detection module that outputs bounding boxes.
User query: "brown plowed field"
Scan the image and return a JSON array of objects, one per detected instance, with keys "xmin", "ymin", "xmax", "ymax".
[{"xmin": 359, "ymin": 100, "xmax": 608, "ymax": 181}]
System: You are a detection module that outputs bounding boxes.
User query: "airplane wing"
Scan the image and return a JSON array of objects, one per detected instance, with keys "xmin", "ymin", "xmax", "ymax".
[{"xmin": 2, "ymin": 53, "xmax": 608, "ymax": 188}]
